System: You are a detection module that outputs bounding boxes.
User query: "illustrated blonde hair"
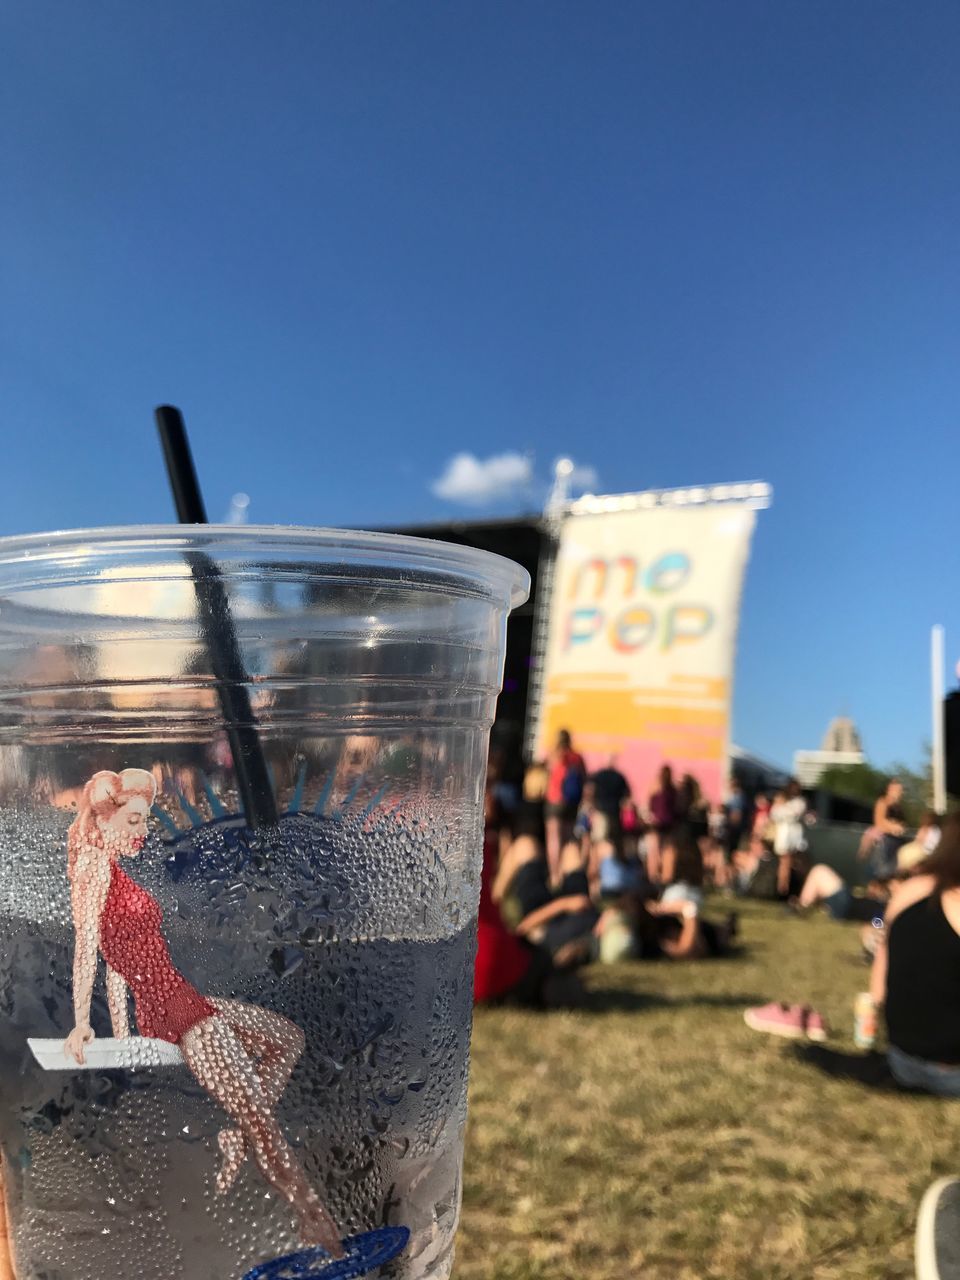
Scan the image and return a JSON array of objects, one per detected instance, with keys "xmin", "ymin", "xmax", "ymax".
[{"xmin": 67, "ymin": 768, "xmax": 157, "ymax": 881}]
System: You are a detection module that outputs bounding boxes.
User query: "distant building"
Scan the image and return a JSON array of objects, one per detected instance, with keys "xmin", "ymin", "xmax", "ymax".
[{"xmin": 793, "ymin": 716, "xmax": 865, "ymax": 788}]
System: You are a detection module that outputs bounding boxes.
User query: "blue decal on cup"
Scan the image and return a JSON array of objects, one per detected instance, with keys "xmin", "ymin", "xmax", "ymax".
[{"xmin": 242, "ymin": 1226, "xmax": 410, "ymax": 1279}]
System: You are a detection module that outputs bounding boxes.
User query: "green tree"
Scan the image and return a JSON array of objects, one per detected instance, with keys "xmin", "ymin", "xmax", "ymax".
[
  {"xmin": 888, "ymin": 748, "xmax": 934, "ymax": 826},
  {"xmin": 817, "ymin": 748, "xmax": 936, "ymax": 826},
  {"xmin": 816, "ymin": 762, "xmax": 889, "ymax": 810}
]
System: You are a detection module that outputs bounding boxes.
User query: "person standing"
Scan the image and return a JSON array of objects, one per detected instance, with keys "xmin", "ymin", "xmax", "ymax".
[
  {"xmin": 752, "ymin": 792, "xmax": 773, "ymax": 842},
  {"xmin": 544, "ymin": 729, "xmax": 586, "ymax": 886},
  {"xmin": 589, "ymin": 755, "xmax": 631, "ymax": 839},
  {"xmin": 724, "ymin": 778, "xmax": 749, "ymax": 859},
  {"xmin": 646, "ymin": 764, "xmax": 678, "ymax": 886},
  {"xmin": 678, "ymin": 773, "xmax": 708, "ymax": 844},
  {"xmin": 770, "ymin": 779, "xmax": 808, "ymax": 897}
]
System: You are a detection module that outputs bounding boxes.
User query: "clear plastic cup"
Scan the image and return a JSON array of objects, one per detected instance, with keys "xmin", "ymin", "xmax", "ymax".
[{"xmin": 0, "ymin": 526, "xmax": 528, "ymax": 1280}]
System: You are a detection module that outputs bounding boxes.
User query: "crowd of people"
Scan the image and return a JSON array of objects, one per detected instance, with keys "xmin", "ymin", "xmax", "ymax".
[
  {"xmin": 476, "ymin": 728, "xmax": 960, "ymax": 1274},
  {"xmin": 744, "ymin": 775, "xmax": 955, "ymax": 1067},
  {"xmin": 744, "ymin": 800, "xmax": 960, "ymax": 1279},
  {"xmin": 477, "ymin": 730, "xmax": 956, "ymax": 1040},
  {"xmin": 475, "ymin": 728, "xmax": 821, "ymax": 1006}
]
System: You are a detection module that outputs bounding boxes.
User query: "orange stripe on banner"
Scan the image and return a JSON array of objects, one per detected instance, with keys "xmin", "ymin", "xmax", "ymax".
[
  {"xmin": 629, "ymin": 704, "xmax": 726, "ymax": 729},
  {"xmin": 651, "ymin": 737, "xmax": 724, "ymax": 761},
  {"xmin": 546, "ymin": 673, "xmax": 629, "ymax": 689},
  {"xmin": 540, "ymin": 689, "xmax": 728, "ymax": 743},
  {"xmin": 539, "ymin": 722, "xmax": 724, "ymax": 764},
  {"xmin": 618, "ymin": 697, "xmax": 724, "ymax": 714},
  {"xmin": 627, "ymin": 689, "xmax": 723, "ymax": 704}
]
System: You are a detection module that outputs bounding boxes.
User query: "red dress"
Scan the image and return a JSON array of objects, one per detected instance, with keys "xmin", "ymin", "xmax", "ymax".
[
  {"xmin": 99, "ymin": 862, "xmax": 217, "ymax": 1044},
  {"xmin": 474, "ymin": 828, "xmax": 532, "ymax": 1004}
]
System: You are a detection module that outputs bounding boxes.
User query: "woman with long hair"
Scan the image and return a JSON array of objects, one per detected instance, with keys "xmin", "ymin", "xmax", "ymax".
[
  {"xmin": 867, "ymin": 777, "xmax": 909, "ymax": 881},
  {"xmin": 770, "ymin": 779, "xmax": 808, "ymax": 898},
  {"xmin": 63, "ymin": 769, "xmax": 341, "ymax": 1254},
  {"xmin": 871, "ymin": 810, "xmax": 960, "ymax": 1096},
  {"xmin": 646, "ymin": 764, "xmax": 677, "ymax": 885}
]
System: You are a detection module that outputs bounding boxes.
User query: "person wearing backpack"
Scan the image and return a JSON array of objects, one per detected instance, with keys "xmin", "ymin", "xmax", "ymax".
[{"xmin": 544, "ymin": 729, "xmax": 586, "ymax": 886}]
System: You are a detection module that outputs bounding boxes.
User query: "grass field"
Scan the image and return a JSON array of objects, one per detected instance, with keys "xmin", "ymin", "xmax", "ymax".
[{"xmin": 455, "ymin": 900, "xmax": 954, "ymax": 1280}]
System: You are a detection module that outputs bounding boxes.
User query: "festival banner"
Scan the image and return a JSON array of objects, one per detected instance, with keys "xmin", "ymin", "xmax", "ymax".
[{"xmin": 536, "ymin": 502, "xmax": 757, "ymax": 804}]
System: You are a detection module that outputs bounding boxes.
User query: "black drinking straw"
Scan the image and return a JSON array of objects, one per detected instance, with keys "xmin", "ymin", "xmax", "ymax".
[{"xmin": 155, "ymin": 405, "xmax": 278, "ymax": 828}]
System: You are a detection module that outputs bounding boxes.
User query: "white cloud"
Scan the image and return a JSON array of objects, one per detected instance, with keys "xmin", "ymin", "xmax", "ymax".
[
  {"xmin": 567, "ymin": 462, "xmax": 599, "ymax": 494},
  {"xmin": 223, "ymin": 493, "xmax": 250, "ymax": 524},
  {"xmin": 431, "ymin": 452, "xmax": 533, "ymax": 506}
]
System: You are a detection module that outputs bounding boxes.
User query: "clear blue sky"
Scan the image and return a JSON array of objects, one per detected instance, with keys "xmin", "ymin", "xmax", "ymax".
[{"xmin": 2, "ymin": 1, "xmax": 958, "ymax": 770}]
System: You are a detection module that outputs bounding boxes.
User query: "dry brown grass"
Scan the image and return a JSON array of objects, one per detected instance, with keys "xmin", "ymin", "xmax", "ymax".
[{"xmin": 457, "ymin": 900, "xmax": 953, "ymax": 1279}]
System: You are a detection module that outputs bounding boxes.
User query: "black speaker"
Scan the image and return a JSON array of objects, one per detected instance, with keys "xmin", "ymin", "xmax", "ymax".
[{"xmin": 946, "ymin": 690, "xmax": 960, "ymax": 799}]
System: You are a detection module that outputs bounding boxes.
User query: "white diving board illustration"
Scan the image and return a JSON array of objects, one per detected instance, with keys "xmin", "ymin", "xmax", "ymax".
[{"xmin": 28, "ymin": 1037, "xmax": 184, "ymax": 1071}]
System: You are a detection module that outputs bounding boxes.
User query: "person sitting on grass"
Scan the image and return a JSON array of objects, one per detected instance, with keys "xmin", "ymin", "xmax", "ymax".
[
  {"xmin": 659, "ymin": 821, "xmax": 705, "ymax": 913},
  {"xmin": 870, "ymin": 812, "xmax": 960, "ymax": 1097},
  {"xmin": 742, "ymin": 834, "xmax": 947, "ymax": 1044},
  {"xmin": 731, "ymin": 833, "xmax": 780, "ymax": 899},
  {"xmin": 633, "ymin": 894, "xmax": 739, "ymax": 961},
  {"xmin": 592, "ymin": 808, "xmax": 737, "ymax": 963},
  {"xmin": 792, "ymin": 861, "xmax": 890, "ymax": 924},
  {"xmin": 586, "ymin": 810, "xmax": 647, "ymax": 902},
  {"xmin": 585, "ymin": 810, "xmax": 650, "ymax": 964},
  {"xmin": 493, "ymin": 815, "xmax": 598, "ymax": 970},
  {"xmin": 701, "ymin": 809, "xmax": 733, "ymax": 891},
  {"xmin": 863, "ymin": 776, "xmax": 909, "ymax": 881},
  {"xmin": 475, "ymin": 790, "xmax": 587, "ymax": 1007},
  {"xmin": 475, "ymin": 791, "xmax": 545, "ymax": 1006},
  {"xmin": 895, "ymin": 810, "xmax": 942, "ymax": 874}
]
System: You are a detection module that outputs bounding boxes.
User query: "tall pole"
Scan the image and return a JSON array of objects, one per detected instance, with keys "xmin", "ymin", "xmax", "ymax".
[
  {"xmin": 932, "ymin": 624, "xmax": 947, "ymax": 813},
  {"xmin": 525, "ymin": 460, "xmax": 572, "ymax": 761}
]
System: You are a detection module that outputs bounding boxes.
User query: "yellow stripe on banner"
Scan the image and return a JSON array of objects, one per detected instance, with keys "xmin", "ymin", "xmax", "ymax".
[
  {"xmin": 626, "ymin": 688, "xmax": 725, "ymax": 703},
  {"xmin": 541, "ymin": 689, "xmax": 728, "ymax": 736},
  {"xmin": 546, "ymin": 673, "xmax": 630, "ymax": 689},
  {"xmin": 540, "ymin": 724, "xmax": 724, "ymax": 763},
  {"xmin": 668, "ymin": 675, "xmax": 728, "ymax": 696},
  {"xmin": 629, "ymin": 702, "xmax": 726, "ymax": 729},
  {"xmin": 616, "ymin": 696, "xmax": 723, "ymax": 712}
]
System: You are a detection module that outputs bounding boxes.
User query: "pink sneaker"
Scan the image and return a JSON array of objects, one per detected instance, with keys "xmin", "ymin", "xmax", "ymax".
[
  {"xmin": 803, "ymin": 1008, "xmax": 829, "ymax": 1042},
  {"xmin": 744, "ymin": 1002, "xmax": 807, "ymax": 1039},
  {"xmin": 744, "ymin": 1002, "xmax": 829, "ymax": 1041}
]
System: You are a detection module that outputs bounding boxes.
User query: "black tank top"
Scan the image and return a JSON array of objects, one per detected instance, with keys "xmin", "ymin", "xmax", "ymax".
[
  {"xmin": 672, "ymin": 830, "xmax": 704, "ymax": 888},
  {"xmin": 510, "ymin": 859, "xmax": 552, "ymax": 920},
  {"xmin": 886, "ymin": 893, "xmax": 960, "ymax": 1063}
]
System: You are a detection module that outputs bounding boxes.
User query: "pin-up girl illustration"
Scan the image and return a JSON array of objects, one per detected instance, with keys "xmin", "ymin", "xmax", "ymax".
[{"xmin": 63, "ymin": 768, "xmax": 342, "ymax": 1257}]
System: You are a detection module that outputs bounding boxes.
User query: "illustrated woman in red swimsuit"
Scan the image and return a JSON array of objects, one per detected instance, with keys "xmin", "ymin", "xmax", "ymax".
[{"xmin": 63, "ymin": 769, "xmax": 342, "ymax": 1257}]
